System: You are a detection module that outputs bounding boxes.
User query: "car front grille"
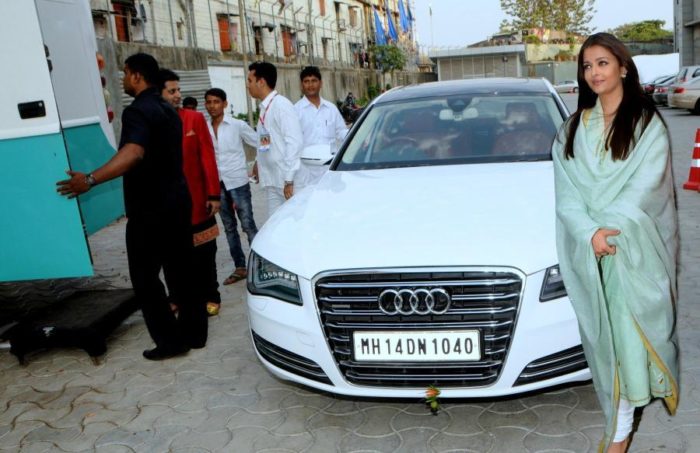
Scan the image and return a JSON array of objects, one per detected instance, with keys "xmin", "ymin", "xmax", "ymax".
[
  {"xmin": 315, "ymin": 269, "xmax": 522, "ymax": 388},
  {"xmin": 514, "ymin": 345, "xmax": 588, "ymax": 386}
]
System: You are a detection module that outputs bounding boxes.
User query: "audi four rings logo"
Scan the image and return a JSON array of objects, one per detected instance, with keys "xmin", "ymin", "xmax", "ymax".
[{"xmin": 378, "ymin": 288, "xmax": 452, "ymax": 315}]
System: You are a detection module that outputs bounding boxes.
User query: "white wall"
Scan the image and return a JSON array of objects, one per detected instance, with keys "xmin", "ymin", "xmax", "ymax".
[
  {"xmin": 633, "ymin": 53, "xmax": 680, "ymax": 83},
  {"xmin": 208, "ymin": 64, "xmax": 249, "ymax": 116}
]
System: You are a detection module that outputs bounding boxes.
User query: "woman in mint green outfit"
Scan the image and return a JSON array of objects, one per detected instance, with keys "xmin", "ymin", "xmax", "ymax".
[{"xmin": 552, "ymin": 33, "xmax": 679, "ymax": 453}]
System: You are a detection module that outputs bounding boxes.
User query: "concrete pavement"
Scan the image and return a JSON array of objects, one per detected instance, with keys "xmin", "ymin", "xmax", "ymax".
[{"xmin": 1, "ymin": 96, "xmax": 699, "ymax": 452}]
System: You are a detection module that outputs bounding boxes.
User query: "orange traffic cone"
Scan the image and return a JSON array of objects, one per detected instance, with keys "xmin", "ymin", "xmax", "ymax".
[{"xmin": 683, "ymin": 128, "xmax": 700, "ymax": 191}]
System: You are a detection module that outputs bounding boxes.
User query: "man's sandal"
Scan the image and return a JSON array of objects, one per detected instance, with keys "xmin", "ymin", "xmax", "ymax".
[{"xmin": 223, "ymin": 267, "xmax": 248, "ymax": 285}]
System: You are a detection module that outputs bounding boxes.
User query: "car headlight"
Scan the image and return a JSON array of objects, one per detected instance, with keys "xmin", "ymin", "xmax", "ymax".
[
  {"xmin": 539, "ymin": 265, "xmax": 567, "ymax": 302},
  {"xmin": 247, "ymin": 251, "xmax": 302, "ymax": 305}
]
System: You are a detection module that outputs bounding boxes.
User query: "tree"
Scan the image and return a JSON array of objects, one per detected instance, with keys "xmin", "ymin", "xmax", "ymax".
[
  {"xmin": 608, "ymin": 20, "xmax": 673, "ymax": 42},
  {"xmin": 498, "ymin": 19, "xmax": 514, "ymax": 33},
  {"xmin": 500, "ymin": 0, "xmax": 596, "ymax": 35},
  {"xmin": 371, "ymin": 45, "xmax": 407, "ymax": 74},
  {"xmin": 500, "ymin": 0, "xmax": 549, "ymax": 31}
]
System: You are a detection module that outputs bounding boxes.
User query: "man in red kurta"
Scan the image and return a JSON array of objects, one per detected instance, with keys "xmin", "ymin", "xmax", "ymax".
[{"xmin": 159, "ymin": 69, "xmax": 222, "ymax": 319}]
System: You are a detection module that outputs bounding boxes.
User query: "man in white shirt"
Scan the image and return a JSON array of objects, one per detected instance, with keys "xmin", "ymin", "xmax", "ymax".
[
  {"xmin": 294, "ymin": 66, "xmax": 348, "ymax": 186},
  {"xmin": 247, "ymin": 61, "xmax": 303, "ymax": 217},
  {"xmin": 204, "ymin": 88, "xmax": 259, "ymax": 288}
]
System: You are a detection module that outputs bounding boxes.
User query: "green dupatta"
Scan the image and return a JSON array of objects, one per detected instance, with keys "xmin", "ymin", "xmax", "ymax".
[{"xmin": 552, "ymin": 100, "xmax": 679, "ymax": 451}]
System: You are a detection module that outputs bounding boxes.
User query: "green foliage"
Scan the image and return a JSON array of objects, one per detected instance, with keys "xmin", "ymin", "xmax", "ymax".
[
  {"xmin": 371, "ymin": 44, "xmax": 407, "ymax": 74},
  {"xmin": 608, "ymin": 20, "xmax": 673, "ymax": 42},
  {"xmin": 525, "ymin": 34, "xmax": 542, "ymax": 44},
  {"xmin": 498, "ymin": 19, "xmax": 513, "ymax": 32},
  {"xmin": 367, "ymin": 84, "xmax": 380, "ymax": 100},
  {"xmin": 425, "ymin": 385, "xmax": 441, "ymax": 415},
  {"xmin": 555, "ymin": 49, "xmax": 575, "ymax": 61},
  {"xmin": 500, "ymin": 0, "xmax": 595, "ymax": 35},
  {"xmin": 235, "ymin": 109, "xmax": 260, "ymax": 124}
]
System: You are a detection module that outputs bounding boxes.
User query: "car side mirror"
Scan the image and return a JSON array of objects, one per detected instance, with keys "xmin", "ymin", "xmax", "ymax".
[{"xmin": 301, "ymin": 143, "xmax": 334, "ymax": 166}]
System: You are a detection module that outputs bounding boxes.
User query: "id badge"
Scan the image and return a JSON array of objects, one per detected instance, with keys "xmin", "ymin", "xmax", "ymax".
[{"xmin": 258, "ymin": 124, "xmax": 271, "ymax": 152}]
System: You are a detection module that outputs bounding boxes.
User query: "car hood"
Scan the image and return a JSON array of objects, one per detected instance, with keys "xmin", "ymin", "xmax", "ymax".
[{"xmin": 253, "ymin": 162, "xmax": 558, "ymax": 279}]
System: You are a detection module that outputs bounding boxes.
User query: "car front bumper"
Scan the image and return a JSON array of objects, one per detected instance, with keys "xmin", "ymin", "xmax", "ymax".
[{"xmin": 246, "ymin": 267, "xmax": 590, "ymax": 398}]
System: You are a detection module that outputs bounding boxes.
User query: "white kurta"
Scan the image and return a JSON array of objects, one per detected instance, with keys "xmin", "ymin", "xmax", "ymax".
[
  {"xmin": 255, "ymin": 90, "xmax": 303, "ymax": 189},
  {"xmin": 294, "ymin": 96, "xmax": 348, "ymax": 186}
]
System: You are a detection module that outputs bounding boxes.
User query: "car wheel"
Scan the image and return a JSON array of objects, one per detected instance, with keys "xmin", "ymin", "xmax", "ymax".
[
  {"xmin": 573, "ymin": 87, "xmax": 578, "ymax": 93},
  {"xmin": 693, "ymin": 99, "xmax": 700, "ymax": 115}
]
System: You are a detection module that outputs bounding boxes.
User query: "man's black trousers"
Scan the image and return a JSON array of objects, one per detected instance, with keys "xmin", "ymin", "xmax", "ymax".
[{"xmin": 125, "ymin": 217, "xmax": 207, "ymax": 351}]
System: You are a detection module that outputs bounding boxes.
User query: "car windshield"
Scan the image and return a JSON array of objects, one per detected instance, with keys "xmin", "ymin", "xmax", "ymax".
[{"xmin": 336, "ymin": 93, "xmax": 565, "ymax": 170}]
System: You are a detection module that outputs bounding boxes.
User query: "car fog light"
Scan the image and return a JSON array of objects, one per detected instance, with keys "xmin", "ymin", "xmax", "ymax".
[{"xmin": 540, "ymin": 265, "xmax": 567, "ymax": 302}]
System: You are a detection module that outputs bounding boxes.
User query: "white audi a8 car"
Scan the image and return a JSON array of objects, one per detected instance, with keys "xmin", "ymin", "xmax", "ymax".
[{"xmin": 246, "ymin": 78, "xmax": 590, "ymax": 399}]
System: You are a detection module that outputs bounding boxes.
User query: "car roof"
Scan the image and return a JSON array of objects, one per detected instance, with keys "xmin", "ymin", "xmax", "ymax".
[{"xmin": 375, "ymin": 78, "xmax": 554, "ymax": 104}]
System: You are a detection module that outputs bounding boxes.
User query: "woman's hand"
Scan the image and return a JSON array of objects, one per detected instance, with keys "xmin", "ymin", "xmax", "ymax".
[{"xmin": 591, "ymin": 228, "xmax": 620, "ymax": 258}]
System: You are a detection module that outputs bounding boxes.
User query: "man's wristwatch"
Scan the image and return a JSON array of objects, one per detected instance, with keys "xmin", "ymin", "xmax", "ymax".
[{"xmin": 85, "ymin": 173, "xmax": 97, "ymax": 188}]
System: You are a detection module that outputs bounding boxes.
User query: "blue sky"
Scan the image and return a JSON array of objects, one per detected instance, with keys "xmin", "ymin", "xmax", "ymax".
[{"xmin": 411, "ymin": 0, "xmax": 675, "ymax": 48}]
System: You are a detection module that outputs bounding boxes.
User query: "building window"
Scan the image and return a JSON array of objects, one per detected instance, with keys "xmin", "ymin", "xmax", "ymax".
[
  {"xmin": 281, "ymin": 25, "xmax": 296, "ymax": 58},
  {"xmin": 349, "ymin": 8, "xmax": 358, "ymax": 28},
  {"xmin": 322, "ymin": 37, "xmax": 329, "ymax": 62},
  {"xmin": 230, "ymin": 22, "xmax": 238, "ymax": 51},
  {"xmin": 319, "ymin": 0, "xmax": 326, "ymax": 16},
  {"xmin": 253, "ymin": 26, "xmax": 264, "ymax": 56},
  {"xmin": 111, "ymin": 1, "xmax": 134, "ymax": 42},
  {"xmin": 177, "ymin": 20, "xmax": 185, "ymax": 40},
  {"xmin": 217, "ymin": 14, "xmax": 238, "ymax": 51},
  {"xmin": 92, "ymin": 12, "xmax": 109, "ymax": 39}
]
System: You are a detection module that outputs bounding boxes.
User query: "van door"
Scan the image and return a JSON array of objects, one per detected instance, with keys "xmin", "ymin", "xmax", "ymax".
[
  {"xmin": 0, "ymin": 1, "xmax": 92, "ymax": 281},
  {"xmin": 36, "ymin": 0, "xmax": 124, "ymax": 236}
]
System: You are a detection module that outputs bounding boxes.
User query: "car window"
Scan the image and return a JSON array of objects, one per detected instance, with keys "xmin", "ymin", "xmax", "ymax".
[
  {"xmin": 337, "ymin": 94, "xmax": 564, "ymax": 170},
  {"xmin": 651, "ymin": 75, "xmax": 673, "ymax": 84}
]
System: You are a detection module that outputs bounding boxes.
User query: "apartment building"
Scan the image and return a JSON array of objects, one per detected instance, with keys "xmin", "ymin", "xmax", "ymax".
[
  {"xmin": 90, "ymin": 0, "xmax": 413, "ymax": 67},
  {"xmin": 675, "ymin": 0, "xmax": 700, "ymax": 65}
]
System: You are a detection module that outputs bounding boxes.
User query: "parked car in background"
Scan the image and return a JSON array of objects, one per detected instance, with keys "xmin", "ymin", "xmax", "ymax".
[
  {"xmin": 554, "ymin": 80, "xmax": 578, "ymax": 93},
  {"xmin": 652, "ymin": 77, "xmax": 676, "ymax": 106},
  {"xmin": 667, "ymin": 76, "xmax": 697, "ymax": 108},
  {"xmin": 668, "ymin": 77, "xmax": 700, "ymax": 114},
  {"xmin": 246, "ymin": 78, "xmax": 592, "ymax": 400},
  {"xmin": 643, "ymin": 74, "xmax": 674, "ymax": 98},
  {"xmin": 675, "ymin": 65, "xmax": 700, "ymax": 84}
]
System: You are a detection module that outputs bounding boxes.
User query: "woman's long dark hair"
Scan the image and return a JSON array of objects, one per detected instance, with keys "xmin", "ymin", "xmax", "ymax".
[{"xmin": 563, "ymin": 33, "xmax": 663, "ymax": 160}]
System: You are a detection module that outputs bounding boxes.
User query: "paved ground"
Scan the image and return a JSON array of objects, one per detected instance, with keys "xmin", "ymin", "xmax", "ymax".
[{"xmin": 1, "ymin": 95, "xmax": 699, "ymax": 452}]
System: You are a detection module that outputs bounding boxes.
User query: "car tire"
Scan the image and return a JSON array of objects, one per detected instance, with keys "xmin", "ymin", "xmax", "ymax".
[
  {"xmin": 693, "ymin": 99, "xmax": 700, "ymax": 115},
  {"xmin": 573, "ymin": 87, "xmax": 578, "ymax": 93}
]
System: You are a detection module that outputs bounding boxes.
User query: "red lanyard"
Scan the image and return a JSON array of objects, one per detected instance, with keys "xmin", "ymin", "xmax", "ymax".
[{"xmin": 259, "ymin": 94, "xmax": 277, "ymax": 126}]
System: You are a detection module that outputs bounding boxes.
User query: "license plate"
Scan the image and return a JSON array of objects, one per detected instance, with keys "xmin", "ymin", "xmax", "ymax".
[{"xmin": 353, "ymin": 330, "xmax": 481, "ymax": 362}]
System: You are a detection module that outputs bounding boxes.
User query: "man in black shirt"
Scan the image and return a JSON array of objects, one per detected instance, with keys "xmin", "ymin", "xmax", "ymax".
[{"xmin": 57, "ymin": 53, "xmax": 206, "ymax": 360}]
